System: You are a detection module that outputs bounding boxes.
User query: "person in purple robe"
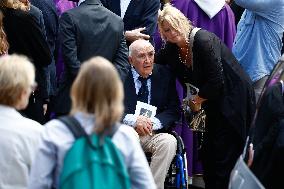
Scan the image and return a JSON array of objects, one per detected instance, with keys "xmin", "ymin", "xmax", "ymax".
[
  {"xmin": 53, "ymin": 0, "xmax": 77, "ymax": 78},
  {"xmin": 53, "ymin": 0, "xmax": 76, "ymax": 15},
  {"xmin": 155, "ymin": 0, "xmax": 236, "ymax": 51}
]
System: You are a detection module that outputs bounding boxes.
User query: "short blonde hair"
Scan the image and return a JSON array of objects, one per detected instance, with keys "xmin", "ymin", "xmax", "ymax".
[
  {"xmin": 0, "ymin": 0, "xmax": 30, "ymax": 11},
  {"xmin": 0, "ymin": 54, "xmax": 35, "ymax": 106},
  {"xmin": 158, "ymin": 3, "xmax": 192, "ymax": 42},
  {"xmin": 71, "ymin": 56, "xmax": 124, "ymax": 134}
]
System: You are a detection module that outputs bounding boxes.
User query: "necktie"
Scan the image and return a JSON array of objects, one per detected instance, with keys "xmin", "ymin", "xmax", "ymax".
[{"xmin": 137, "ymin": 76, "xmax": 149, "ymax": 103}]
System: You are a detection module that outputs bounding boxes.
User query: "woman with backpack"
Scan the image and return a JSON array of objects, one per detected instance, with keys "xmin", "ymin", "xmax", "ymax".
[{"xmin": 28, "ymin": 56, "xmax": 156, "ymax": 189}]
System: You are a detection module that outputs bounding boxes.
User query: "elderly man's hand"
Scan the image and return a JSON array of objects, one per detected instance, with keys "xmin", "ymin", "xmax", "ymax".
[
  {"xmin": 125, "ymin": 27, "xmax": 150, "ymax": 42},
  {"xmin": 134, "ymin": 115, "xmax": 153, "ymax": 136}
]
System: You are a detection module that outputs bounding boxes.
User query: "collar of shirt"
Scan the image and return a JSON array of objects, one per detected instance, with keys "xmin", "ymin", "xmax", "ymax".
[
  {"xmin": 194, "ymin": 0, "xmax": 225, "ymax": 19},
  {"xmin": 120, "ymin": 0, "xmax": 131, "ymax": 19},
  {"xmin": 0, "ymin": 104, "xmax": 22, "ymax": 119},
  {"xmin": 131, "ymin": 67, "xmax": 152, "ymax": 103},
  {"xmin": 78, "ymin": 0, "xmax": 85, "ymax": 6}
]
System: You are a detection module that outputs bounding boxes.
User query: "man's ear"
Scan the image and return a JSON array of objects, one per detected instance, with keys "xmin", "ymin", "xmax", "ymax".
[
  {"xmin": 15, "ymin": 89, "xmax": 28, "ymax": 110},
  {"xmin": 128, "ymin": 56, "xmax": 133, "ymax": 66}
]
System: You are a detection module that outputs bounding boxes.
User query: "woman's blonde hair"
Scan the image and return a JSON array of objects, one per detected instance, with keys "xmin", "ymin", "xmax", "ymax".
[
  {"xmin": 0, "ymin": 0, "xmax": 30, "ymax": 11},
  {"xmin": 0, "ymin": 11, "xmax": 9, "ymax": 55},
  {"xmin": 70, "ymin": 56, "xmax": 124, "ymax": 134},
  {"xmin": 158, "ymin": 3, "xmax": 193, "ymax": 42},
  {"xmin": 0, "ymin": 54, "xmax": 35, "ymax": 107}
]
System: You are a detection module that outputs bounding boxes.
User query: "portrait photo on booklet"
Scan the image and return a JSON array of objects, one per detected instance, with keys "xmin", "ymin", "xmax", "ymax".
[{"xmin": 135, "ymin": 101, "xmax": 157, "ymax": 119}]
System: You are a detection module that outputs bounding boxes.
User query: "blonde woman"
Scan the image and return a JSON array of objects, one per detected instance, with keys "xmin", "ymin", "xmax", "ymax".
[
  {"xmin": 155, "ymin": 4, "xmax": 255, "ymax": 189},
  {"xmin": 0, "ymin": 54, "xmax": 42, "ymax": 189},
  {"xmin": 29, "ymin": 57, "xmax": 156, "ymax": 189}
]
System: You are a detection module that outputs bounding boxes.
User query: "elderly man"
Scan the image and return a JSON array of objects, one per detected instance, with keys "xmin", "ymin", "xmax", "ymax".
[{"xmin": 122, "ymin": 39, "xmax": 180, "ymax": 189}]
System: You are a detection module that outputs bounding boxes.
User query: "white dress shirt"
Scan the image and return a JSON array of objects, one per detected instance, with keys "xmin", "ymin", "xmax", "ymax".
[
  {"xmin": 0, "ymin": 105, "xmax": 42, "ymax": 189},
  {"xmin": 120, "ymin": 0, "xmax": 131, "ymax": 18}
]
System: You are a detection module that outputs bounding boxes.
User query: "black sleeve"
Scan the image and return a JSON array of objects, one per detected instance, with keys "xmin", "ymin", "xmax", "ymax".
[
  {"xmin": 138, "ymin": 0, "xmax": 160, "ymax": 40},
  {"xmin": 27, "ymin": 13, "xmax": 51, "ymax": 99},
  {"xmin": 195, "ymin": 32, "xmax": 224, "ymax": 99},
  {"xmin": 156, "ymin": 68, "xmax": 181, "ymax": 131},
  {"xmin": 59, "ymin": 12, "xmax": 81, "ymax": 79},
  {"xmin": 113, "ymin": 23, "xmax": 131, "ymax": 82},
  {"xmin": 154, "ymin": 45, "xmax": 169, "ymax": 65},
  {"xmin": 26, "ymin": 14, "xmax": 51, "ymax": 67}
]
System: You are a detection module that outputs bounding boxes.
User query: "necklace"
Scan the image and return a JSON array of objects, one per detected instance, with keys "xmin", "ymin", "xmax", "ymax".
[
  {"xmin": 178, "ymin": 42, "xmax": 192, "ymax": 67},
  {"xmin": 178, "ymin": 29, "xmax": 194, "ymax": 68}
]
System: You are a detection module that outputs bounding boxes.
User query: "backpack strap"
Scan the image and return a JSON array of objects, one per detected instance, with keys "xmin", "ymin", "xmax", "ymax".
[
  {"xmin": 109, "ymin": 123, "xmax": 120, "ymax": 137},
  {"xmin": 58, "ymin": 115, "xmax": 121, "ymax": 147},
  {"xmin": 58, "ymin": 116, "xmax": 88, "ymax": 139}
]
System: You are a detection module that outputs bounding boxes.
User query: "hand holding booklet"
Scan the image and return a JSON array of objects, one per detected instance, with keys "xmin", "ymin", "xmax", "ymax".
[{"xmin": 134, "ymin": 101, "xmax": 157, "ymax": 119}]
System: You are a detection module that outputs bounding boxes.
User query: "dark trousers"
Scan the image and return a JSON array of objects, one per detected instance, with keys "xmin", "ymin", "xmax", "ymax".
[
  {"xmin": 20, "ymin": 91, "xmax": 45, "ymax": 124},
  {"xmin": 201, "ymin": 111, "xmax": 243, "ymax": 189}
]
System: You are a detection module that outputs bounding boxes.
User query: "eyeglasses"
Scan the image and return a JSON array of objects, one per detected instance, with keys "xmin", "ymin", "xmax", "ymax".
[{"xmin": 136, "ymin": 51, "xmax": 155, "ymax": 61}]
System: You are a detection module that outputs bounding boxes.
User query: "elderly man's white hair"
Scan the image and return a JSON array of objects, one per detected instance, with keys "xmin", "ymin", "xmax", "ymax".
[{"xmin": 128, "ymin": 39, "xmax": 154, "ymax": 57}]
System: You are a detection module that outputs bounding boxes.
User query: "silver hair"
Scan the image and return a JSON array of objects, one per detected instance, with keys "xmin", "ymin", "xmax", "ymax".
[{"xmin": 128, "ymin": 39, "xmax": 153, "ymax": 57}]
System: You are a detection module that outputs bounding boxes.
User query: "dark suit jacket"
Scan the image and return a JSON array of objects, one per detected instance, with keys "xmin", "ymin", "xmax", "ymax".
[
  {"xmin": 155, "ymin": 29, "xmax": 255, "ymax": 141},
  {"xmin": 251, "ymin": 82, "xmax": 284, "ymax": 188},
  {"xmin": 100, "ymin": 0, "xmax": 160, "ymax": 45},
  {"xmin": 30, "ymin": 0, "xmax": 59, "ymax": 96},
  {"xmin": 123, "ymin": 64, "xmax": 181, "ymax": 131},
  {"xmin": 30, "ymin": 0, "xmax": 59, "ymax": 59},
  {"xmin": 54, "ymin": 0, "xmax": 130, "ymax": 114}
]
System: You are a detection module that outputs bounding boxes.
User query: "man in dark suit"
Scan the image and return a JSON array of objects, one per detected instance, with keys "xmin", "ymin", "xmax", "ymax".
[
  {"xmin": 122, "ymin": 39, "xmax": 180, "ymax": 189},
  {"xmin": 53, "ymin": 0, "xmax": 130, "ymax": 115},
  {"xmin": 30, "ymin": 0, "xmax": 59, "ymax": 99},
  {"xmin": 100, "ymin": 0, "xmax": 160, "ymax": 45}
]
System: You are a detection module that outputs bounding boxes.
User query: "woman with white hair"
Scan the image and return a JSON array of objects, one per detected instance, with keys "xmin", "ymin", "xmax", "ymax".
[{"xmin": 0, "ymin": 54, "xmax": 42, "ymax": 189}]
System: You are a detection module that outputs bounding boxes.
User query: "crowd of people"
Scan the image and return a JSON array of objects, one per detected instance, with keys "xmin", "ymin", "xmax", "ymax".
[{"xmin": 0, "ymin": 0, "xmax": 284, "ymax": 189}]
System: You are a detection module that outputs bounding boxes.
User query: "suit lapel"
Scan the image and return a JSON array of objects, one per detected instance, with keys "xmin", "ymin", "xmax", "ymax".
[
  {"xmin": 111, "ymin": 0, "xmax": 121, "ymax": 16},
  {"xmin": 150, "ymin": 65, "xmax": 160, "ymax": 105},
  {"xmin": 124, "ymin": 71, "xmax": 138, "ymax": 113}
]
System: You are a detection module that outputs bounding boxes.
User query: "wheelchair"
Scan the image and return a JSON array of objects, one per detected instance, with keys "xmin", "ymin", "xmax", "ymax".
[{"xmin": 146, "ymin": 131, "xmax": 189, "ymax": 189}]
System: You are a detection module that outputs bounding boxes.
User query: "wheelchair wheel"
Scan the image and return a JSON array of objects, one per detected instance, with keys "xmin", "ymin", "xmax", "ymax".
[{"xmin": 165, "ymin": 132, "xmax": 189, "ymax": 189}]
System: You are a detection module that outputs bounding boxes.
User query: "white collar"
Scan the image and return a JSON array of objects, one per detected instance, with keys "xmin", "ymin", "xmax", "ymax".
[
  {"xmin": 78, "ymin": 0, "xmax": 85, "ymax": 6},
  {"xmin": 194, "ymin": 0, "xmax": 225, "ymax": 19},
  {"xmin": 0, "ymin": 104, "xmax": 22, "ymax": 118}
]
